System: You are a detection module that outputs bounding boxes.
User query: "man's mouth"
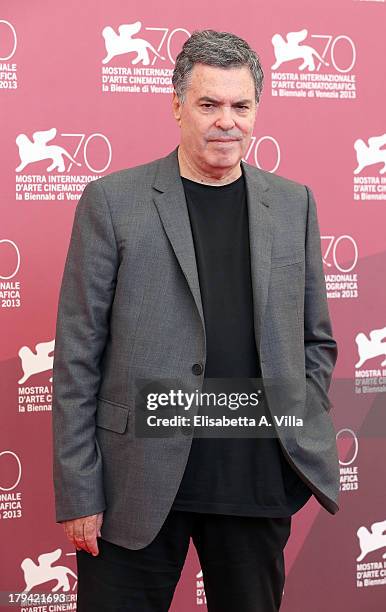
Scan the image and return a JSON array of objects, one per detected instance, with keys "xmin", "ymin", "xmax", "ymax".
[{"xmin": 209, "ymin": 138, "xmax": 239, "ymax": 143}]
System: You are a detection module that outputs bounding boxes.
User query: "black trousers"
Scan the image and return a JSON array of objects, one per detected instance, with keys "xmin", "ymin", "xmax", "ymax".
[{"xmin": 76, "ymin": 509, "xmax": 292, "ymax": 612}]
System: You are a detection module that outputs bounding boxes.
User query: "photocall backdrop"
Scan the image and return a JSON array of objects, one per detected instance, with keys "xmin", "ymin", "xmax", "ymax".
[{"xmin": 1, "ymin": 1, "xmax": 385, "ymax": 610}]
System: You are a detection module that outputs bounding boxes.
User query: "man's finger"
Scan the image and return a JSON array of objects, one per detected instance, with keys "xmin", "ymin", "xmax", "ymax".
[
  {"xmin": 63, "ymin": 520, "xmax": 76, "ymax": 548},
  {"xmin": 84, "ymin": 518, "xmax": 99, "ymax": 556},
  {"xmin": 73, "ymin": 520, "xmax": 92, "ymax": 554},
  {"xmin": 63, "ymin": 521, "xmax": 82, "ymax": 551}
]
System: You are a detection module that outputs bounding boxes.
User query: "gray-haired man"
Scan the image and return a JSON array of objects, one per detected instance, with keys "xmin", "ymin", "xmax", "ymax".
[{"xmin": 52, "ymin": 29, "xmax": 339, "ymax": 611}]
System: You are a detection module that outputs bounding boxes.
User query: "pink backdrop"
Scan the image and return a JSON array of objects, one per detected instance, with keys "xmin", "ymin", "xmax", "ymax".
[{"xmin": 1, "ymin": 1, "xmax": 386, "ymax": 610}]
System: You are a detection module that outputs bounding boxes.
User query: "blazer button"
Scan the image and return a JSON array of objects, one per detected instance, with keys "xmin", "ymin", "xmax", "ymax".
[
  {"xmin": 181, "ymin": 424, "xmax": 194, "ymax": 436},
  {"xmin": 192, "ymin": 362, "xmax": 203, "ymax": 376}
]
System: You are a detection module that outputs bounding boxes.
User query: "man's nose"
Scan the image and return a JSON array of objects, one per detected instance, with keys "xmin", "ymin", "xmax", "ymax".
[{"xmin": 214, "ymin": 108, "xmax": 236, "ymax": 131}]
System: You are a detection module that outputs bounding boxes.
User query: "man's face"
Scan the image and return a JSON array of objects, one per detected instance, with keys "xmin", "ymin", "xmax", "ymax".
[{"xmin": 172, "ymin": 63, "xmax": 258, "ymax": 174}]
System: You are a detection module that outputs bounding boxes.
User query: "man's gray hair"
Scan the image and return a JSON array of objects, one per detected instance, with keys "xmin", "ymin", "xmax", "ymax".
[{"xmin": 172, "ymin": 29, "xmax": 264, "ymax": 104}]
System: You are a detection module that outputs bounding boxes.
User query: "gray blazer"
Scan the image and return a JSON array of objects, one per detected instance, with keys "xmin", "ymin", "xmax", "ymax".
[{"xmin": 52, "ymin": 146, "xmax": 340, "ymax": 550}]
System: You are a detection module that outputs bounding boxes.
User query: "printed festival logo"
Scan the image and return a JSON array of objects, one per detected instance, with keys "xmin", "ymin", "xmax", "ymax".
[
  {"xmin": 6, "ymin": 546, "xmax": 78, "ymax": 608},
  {"xmin": 100, "ymin": 20, "xmax": 190, "ymax": 94},
  {"xmin": 7, "ymin": 548, "xmax": 78, "ymax": 609},
  {"xmin": 270, "ymin": 28, "xmax": 357, "ymax": 100},
  {"xmin": 356, "ymin": 519, "xmax": 386, "ymax": 589},
  {"xmin": 336, "ymin": 428, "xmax": 359, "ymax": 493},
  {"xmin": 21, "ymin": 549, "xmax": 77, "ymax": 593},
  {"xmin": 17, "ymin": 339, "xmax": 54, "ymax": 415},
  {"xmin": 243, "ymin": 135, "xmax": 281, "ymax": 173},
  {"xmin": 321, "ymin": 234, "xmax": 359, "ymax": 300},
  {"xmin": 195, "ymin": 568, "xmax": 206, "ymax": 606},
  {"xmin": 0, "ymin": 239, "xmax": 21, "ymax": 309},
  {"xmin": 353, "ymin": 133, "xmax": 386, "ymax": 202},
  {"xmin": 0, "ymin": 450, "xmax": 22, "ymax": 521},
  {"xmin": 0, "ymin": 19, "xmax": 17, "ymax": 89},
  {"xmin": 354, "ymin": 326, "xmax": 386, "ymax": 395},
  {"xmin": 15, "ymin": 128, "xmax": 112, "ymax": 202}
]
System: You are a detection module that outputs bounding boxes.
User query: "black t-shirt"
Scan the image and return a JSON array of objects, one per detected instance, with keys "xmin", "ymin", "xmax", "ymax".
[{"xmin": 171, "ymin": 169, "xmax": 312, "ymax": 517}]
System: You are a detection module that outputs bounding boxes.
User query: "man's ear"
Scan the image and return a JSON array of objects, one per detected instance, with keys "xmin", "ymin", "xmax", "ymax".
[{"xmin": 172, "ymin": 91, "xmax": 182, "ymax": 126}]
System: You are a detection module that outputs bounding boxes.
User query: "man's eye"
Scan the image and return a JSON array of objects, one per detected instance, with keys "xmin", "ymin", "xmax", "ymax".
[
  {"xmin": 236, "ymin": 106, "xmax": 249, "ymax": 110},
  {"xmin": 202, "ymin": 104, "xmax": 214, "ymax": 109}
]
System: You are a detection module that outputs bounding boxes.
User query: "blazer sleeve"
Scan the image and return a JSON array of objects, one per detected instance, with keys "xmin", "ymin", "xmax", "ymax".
[
  {"xmin": 51, "ymin": 179, "xmax": 119, "ymax": 522},
  {"xmin": 303, "ymin": 185, "xmax": 338, "ymax": 412}
]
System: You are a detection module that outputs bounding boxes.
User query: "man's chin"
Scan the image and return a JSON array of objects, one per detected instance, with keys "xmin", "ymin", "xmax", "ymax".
[{"xmin": 204, "ymin": 150, "xmax": 242, "ymax": 169}]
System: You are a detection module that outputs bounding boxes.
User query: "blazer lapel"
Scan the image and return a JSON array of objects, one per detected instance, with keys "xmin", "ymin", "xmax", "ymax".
[
  {"xmin": 152, "ymin": 146, "xmax": 274, "ymax": 354},
  {"xmin": 152, "ymin": 147, "xmax": 206, "ymax": 331},
  {"xmin": 241, "ymin": 159, "xmax": 274, "ymax": 353}
]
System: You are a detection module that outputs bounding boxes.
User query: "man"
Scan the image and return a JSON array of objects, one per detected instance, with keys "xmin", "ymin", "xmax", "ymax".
[{"xmin": 52, "ymin": 29, "xmax": 339, "ymax": 611}]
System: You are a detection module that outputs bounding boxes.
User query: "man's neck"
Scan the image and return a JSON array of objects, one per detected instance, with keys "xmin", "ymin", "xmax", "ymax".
[{"xmin": 177, "ymin": 145, "xmax": 242, "ymax": 186}]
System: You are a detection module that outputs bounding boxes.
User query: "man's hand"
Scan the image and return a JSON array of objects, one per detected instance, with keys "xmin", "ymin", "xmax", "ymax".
[{"xmin": 62, "ymin": 512, "xmax": 104, "ymax": 556}]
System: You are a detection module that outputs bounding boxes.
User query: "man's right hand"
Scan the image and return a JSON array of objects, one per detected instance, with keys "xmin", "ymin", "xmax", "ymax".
[{"xmin": 62, "ymin": 512, "xmax": 104, "ymax": 556}]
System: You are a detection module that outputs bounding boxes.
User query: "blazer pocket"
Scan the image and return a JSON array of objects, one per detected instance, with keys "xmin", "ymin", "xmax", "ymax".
[
  {"xmin": 96, "ymin": 397, "xmax": 130, "ymax": 434},
  {"xmin": 271, "ymin": 250, "xmax": 303, "ymax": 269}
]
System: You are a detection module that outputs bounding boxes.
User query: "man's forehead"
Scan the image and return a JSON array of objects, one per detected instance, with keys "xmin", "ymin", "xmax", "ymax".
[
  {"xmin": 190, "ymin": 62, "xmax": 253, "ymax": 81},
  {"xmin": 187, "ymin": 63, "xmax": 255, "ymax": 99}
]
